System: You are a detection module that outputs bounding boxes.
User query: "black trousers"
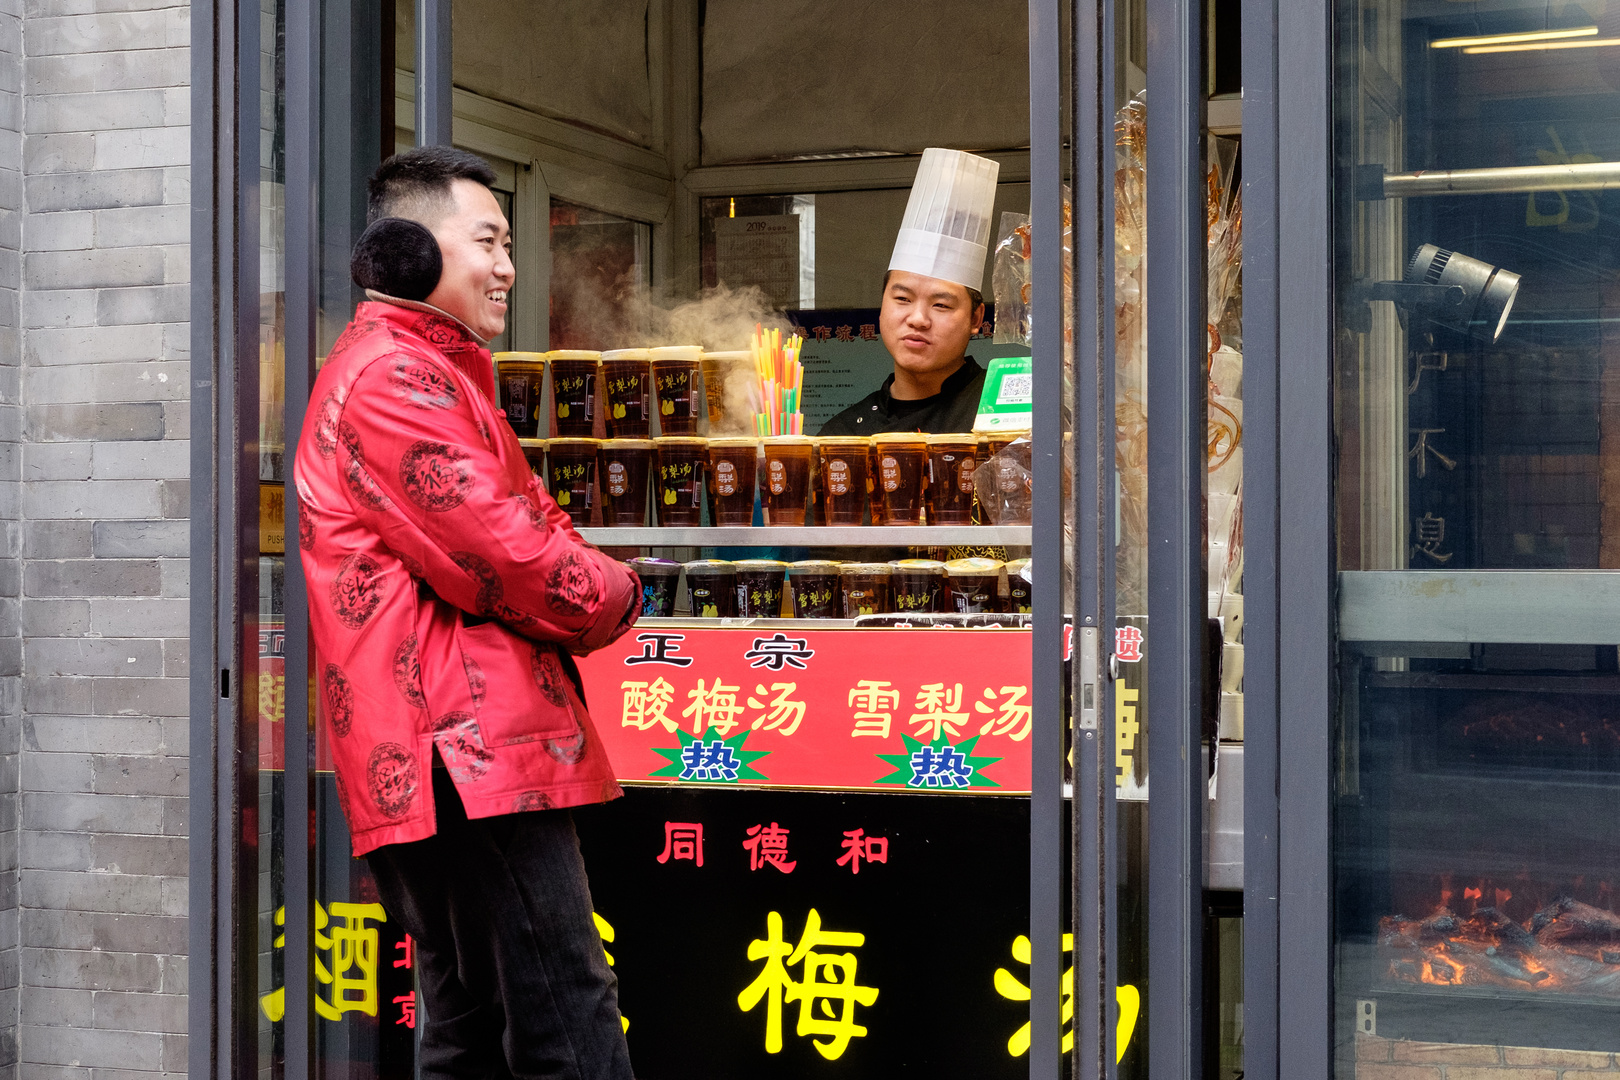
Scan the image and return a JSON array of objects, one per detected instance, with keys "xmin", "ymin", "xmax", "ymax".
[{"xmin": 366, "ymin": 767, "xmax": 633, "ymax": 1080}]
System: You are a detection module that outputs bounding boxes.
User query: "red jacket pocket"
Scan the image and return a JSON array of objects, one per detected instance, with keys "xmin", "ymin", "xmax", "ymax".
[{"xmin": 454, "ymin": 621, "xmax": 581, "ymax": 745}]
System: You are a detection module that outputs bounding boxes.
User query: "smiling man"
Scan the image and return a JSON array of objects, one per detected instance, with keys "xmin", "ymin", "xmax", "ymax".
[
  {"xmin": 293, "ymin": 146, "xmax": 640, "ymax": 1080},
  {"xmin": 819, "ymin": 148, "xmax": 1000, "ymax": 436}
]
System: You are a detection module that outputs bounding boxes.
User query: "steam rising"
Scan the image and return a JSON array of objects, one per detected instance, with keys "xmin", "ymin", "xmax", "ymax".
[
  {"xmin": 551, "ymin": 271, "xmax": 793, "ymax": 352},
  {"xmin": 550, "ymin": 270, "xmax": 797, "ymax": 435}
]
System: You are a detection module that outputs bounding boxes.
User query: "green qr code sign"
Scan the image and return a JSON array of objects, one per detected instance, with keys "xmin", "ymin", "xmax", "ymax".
[
  {"xmin": 975, "ymin": 356, "xmax": 1033, "ymax": 433},
  {"xmin": 997, "ymin": 372, "xmax": 1032, "ymax": 405}
]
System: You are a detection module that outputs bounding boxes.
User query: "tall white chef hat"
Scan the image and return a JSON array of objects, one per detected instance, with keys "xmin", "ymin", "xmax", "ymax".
[{"xmin": 888, "ymin": 148, "xmax": 1002, "ymax": 293}]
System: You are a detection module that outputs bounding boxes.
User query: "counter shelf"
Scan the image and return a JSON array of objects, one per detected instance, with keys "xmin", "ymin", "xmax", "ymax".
[
  {"xmin": 629, "ymin": 614, "xmax": 1032, "ymax": 630},
  {"xmin": 578, "ymin": 525, "xmax": 1032, "ymax": 547}
]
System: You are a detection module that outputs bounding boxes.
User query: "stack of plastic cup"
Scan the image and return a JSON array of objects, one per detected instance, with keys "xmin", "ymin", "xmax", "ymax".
[
  {"xmin": 601, "ymin": 349, "xmax": 652, "ymax": 437},
  {"xmin": 547, "ymin": 351, "xmax": 600, "ymax": 437},
  {"xmin": 872, "ymin": 432, "xmax": 929, "ymax": 525},
  {"xmin": 762, "ymin": 435, "xmax": 814, "ymax": 526},
  {"xmin": 598, "ymin": 439, "xmax": 655, "ymax": 526},
  {"xmin": 707, "ymin": 437, "xmax": 759, "ymax": 526},
  {"xmin": 653, "ymin": 436, "xmax": 706, "ymax": 526},
  {"xmin": 817, "ymin": 436, "xmax": 870, "ymax": 526},
  {"xmin": 495, "ymin": 353, "xmax": 547, "ymax": 437},
  {"xmin": 649, "ymin": 346, "xmax": 702, "ymax": 435}
]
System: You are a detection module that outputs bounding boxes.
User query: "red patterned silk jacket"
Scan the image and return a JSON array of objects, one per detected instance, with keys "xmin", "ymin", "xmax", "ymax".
[{"xmin": 293, "ymin": 300, "xmax": 639, "ymax": 855}]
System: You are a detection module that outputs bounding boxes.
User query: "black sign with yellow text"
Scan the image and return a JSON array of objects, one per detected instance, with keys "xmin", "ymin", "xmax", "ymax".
[{"xmin": 574, "ymin": 786, "xmax": 1048, "ymax": 1078}]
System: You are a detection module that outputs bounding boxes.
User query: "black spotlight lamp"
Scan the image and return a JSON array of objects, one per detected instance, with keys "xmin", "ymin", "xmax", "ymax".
[{"xmin": 1360, "ymin": 244, "xmax": 1521, "ymax": 343}]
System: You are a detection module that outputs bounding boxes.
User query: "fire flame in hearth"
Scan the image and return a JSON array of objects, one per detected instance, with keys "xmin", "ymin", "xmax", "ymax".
[{"xmin": 1382, "ymin": 894, "xmax": 1620, "ymax": 996}]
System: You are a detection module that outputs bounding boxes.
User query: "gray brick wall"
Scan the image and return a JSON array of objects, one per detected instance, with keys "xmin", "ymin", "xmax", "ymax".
[
  {"xmin": 15, "ymin": 0, "xmax": 190, "ymax": 1074},
  {"xmin": 1, "ymin": 0, "xmax": 26, "ymax": 1070}
]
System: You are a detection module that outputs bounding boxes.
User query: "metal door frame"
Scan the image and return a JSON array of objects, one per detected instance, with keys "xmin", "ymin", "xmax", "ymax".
[{"xmin": 1241, "ymin": 0, "xmax": 1336, "ymax": 1076}]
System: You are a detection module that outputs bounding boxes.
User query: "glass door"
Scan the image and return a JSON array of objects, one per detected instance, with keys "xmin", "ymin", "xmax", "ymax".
[{"xmin": 1331, "ymin": 0, "xmax": 1620, "ymax": 1067}]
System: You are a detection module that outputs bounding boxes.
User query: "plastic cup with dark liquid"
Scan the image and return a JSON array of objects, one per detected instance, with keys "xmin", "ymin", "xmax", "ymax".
[
  {"xmin": 518, "ymin": 439, "xmax": 546, "ymax": 481},
  {"xmin": 817, "ymin": 436, "xmax": 870, "ymax": 526},
  {"xmin": 653, "ymin": 436, "xmax": 706, "ymax": 527},
  {"xmin": 734, "ymin": 559, "xmax": 788, "ymax": 617},
  {"xmin": 545, "ymin": 437, "xmax": 599, "ymax": 524},
  {"xmin": 890, "ymin": 559, "xmax": 946, "ymax": 614},
  {"xmin": 495, "ymin": 352, "xmax": 547, "ymax": 437},
  {"xmin": 982, "ymin": 434, "xmax": 1033, "ymax": 526},
  {"xmin": 1005, "ymin": 558, "xmax": 1032, "ymax": 613},
  {"xmin": 649, "ymin": 345, "xmax": 702, "ymax": 436},
  {"xmin": 872, "ymin": 432, "xmax": 929, "ymax": 525},
  {"xmin": 944, "ymin": 557, "xmax": 1008, "ymax": 614},
  {"xmin": 546, "ymin": 351, "xmax": 599, "ymax": 437},
  {"xmin": 598, "ymin": 439, "xmax": 654, "ymax": 527},
  {"xmin": 707, "ymin": 437, "xmax": 760, "ymax": 526},
  {"xmin": 700, "ymin": 350, "xmax": 747, "ymax": 428},
  {"xmin": 629, "ymin": 557, "xmax": 682, "ymax": 617},
  {"xmin": 867, "ymin": 441, "xmax": 887, "ymax": 525},
  {"xmin": 683, "ymin": 560, "xmax": 738, "ymax": 618},
  {"xmin": 926, "ymin": 433, "xmax": 980, "ymax": 525},
  {"xmin": 600, "ymin": 349, "xmax": 652, "ymax": 438},
  {"xmin": 788, "ymin": 560, "xmax": 843, "ymax": 619},
  {"xmin": 839, "ymin": 563, "xmax": 894, "ymax": 618},
  {"xmin": 762, "ymin": 435, "xmax": 814, "ymax": 527}
]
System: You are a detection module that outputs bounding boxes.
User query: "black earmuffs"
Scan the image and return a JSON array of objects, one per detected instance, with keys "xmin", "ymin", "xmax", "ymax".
[{"xmin": 350, "ymin": 217, "xmax": 443, "ymax": 302}]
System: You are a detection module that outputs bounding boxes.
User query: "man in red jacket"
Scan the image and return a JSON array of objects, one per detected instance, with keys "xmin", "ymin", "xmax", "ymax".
[{"xmin": 294, "ymin": 146, "xmax": 639, "ymax": 1079}]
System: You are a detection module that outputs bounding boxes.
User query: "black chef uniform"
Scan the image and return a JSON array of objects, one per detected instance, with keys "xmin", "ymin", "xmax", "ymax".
[{"xmin": 817, "ymin": 356, "xmax": 986, "ymax": 436}]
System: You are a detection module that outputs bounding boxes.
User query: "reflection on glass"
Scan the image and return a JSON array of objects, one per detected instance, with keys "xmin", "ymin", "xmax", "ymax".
[
  {"xmin": 258, "ymin": 0, "xmax": 286, "ymax": 1071},
  {"xmin": 550, "ymin": 199, "xmax": 652, "ymax": 349},
  {"xmin": 1335, "ymin": 0, "xmax": 1620, "ymax": 1064},
  {"xmin": 1112, "ymin": 70, "xmax": 1152, "ymax": 1080}
]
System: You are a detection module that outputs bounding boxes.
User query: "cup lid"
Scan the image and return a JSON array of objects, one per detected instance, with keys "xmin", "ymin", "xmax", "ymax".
[
  {"xmin": 629, "ymin": 557, "xmax": 682, "ymax": 573},
  {"xmin": 601, "ymin": 349, "xmax": 651, "ymax": 362},
  {"xmin": 708, "ymin": 436, "xmax": 761, "ymax": 448},
  {"xmin": 518, "ymin": 438, "xmax": 547, "ymax": 449},
  {"xmin": 926, "ymin": 432, "xmax": 979, "ymax": 446},
  {"xmin": 548, "ymin": 437, "xmax": 601, "ymax": 448},
  {"xmin": 788, "ymin": 560, "xmax": 843, "ymax": 573},
  {"xmin": 871, "ymin": 431, "xmax": 928, "ymax": 445},
  {"xmin": 546, "ymin": 350, "xmax": 601, "ymax": 361},
  {"xmin": 494, "ymin": 351, "xmax": 546, "ymax": 363},
  {"xmin": 840, "ymin": 563, "xmax": 893, "ymax": 576},
  {"xmin": 700, "ymin": 350, "xmax": 750, "ymax": 361},
  {"xmin": 602, "ymin": 438, "xmax": 656, "ymax": 449},
  {"xmin": 817, "ymin": 436, "xmax": 871, "ymax": 448},
  {"xmin": 653, "ymin": 436, "xmax": 709, "ymax": 446},
  {"xmin": 733, "ymin": 559, "xmax": 788, "ymax": 570},
  {"xmin": 945, "ymin": 557, "xmax": 1005, "ymax": 576},
  {"xmin": 683, "ymin": 559, "xmax": 736, "ymax": 572},
  {"xmin": 648, "ymin": 346, "xmax": 702, "ymax": 362},
  {"xmin": 890, "ymin": 559, "xmax": 946, "ymax": 573},
  {"xmin": 762, "ymin": 435, "xmax": 814, "ymax": 446}
]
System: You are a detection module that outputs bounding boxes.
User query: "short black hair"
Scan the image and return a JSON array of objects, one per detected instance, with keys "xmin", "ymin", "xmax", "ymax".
[
  {"xmin": 881, "ymin": 268, "xmax": 985, "ymax": 312},
  {"xmin": 367, "ymin": 146, "xmax": 498, "ymax": 225}
]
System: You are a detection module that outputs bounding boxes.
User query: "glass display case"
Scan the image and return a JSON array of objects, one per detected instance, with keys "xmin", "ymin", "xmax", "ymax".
[{"xmin": 1333, "ymin": 0, "xmax": 1620, "ymax": 1064}]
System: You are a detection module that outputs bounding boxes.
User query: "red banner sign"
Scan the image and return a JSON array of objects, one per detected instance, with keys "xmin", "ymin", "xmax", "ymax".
[{"xmin": 576, "ymin": 626, "xmax": 1033, "ymax": 793}]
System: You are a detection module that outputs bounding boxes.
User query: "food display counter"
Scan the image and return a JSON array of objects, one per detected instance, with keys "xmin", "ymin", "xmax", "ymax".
[{"xmin": 482, "ymin": 327, "xmax": 1051, "ymax": 1071}]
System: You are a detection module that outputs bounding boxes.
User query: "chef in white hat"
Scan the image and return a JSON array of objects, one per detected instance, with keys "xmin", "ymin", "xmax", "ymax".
[{"xmin": 820, "ymin": 148, "xmax": 1002, "ymax": 436}]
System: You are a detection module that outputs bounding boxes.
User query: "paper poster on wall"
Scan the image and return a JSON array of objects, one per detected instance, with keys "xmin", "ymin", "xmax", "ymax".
[{"xmin": 715, "ymin": 215, "xmax": 801, "ymax": 309}]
